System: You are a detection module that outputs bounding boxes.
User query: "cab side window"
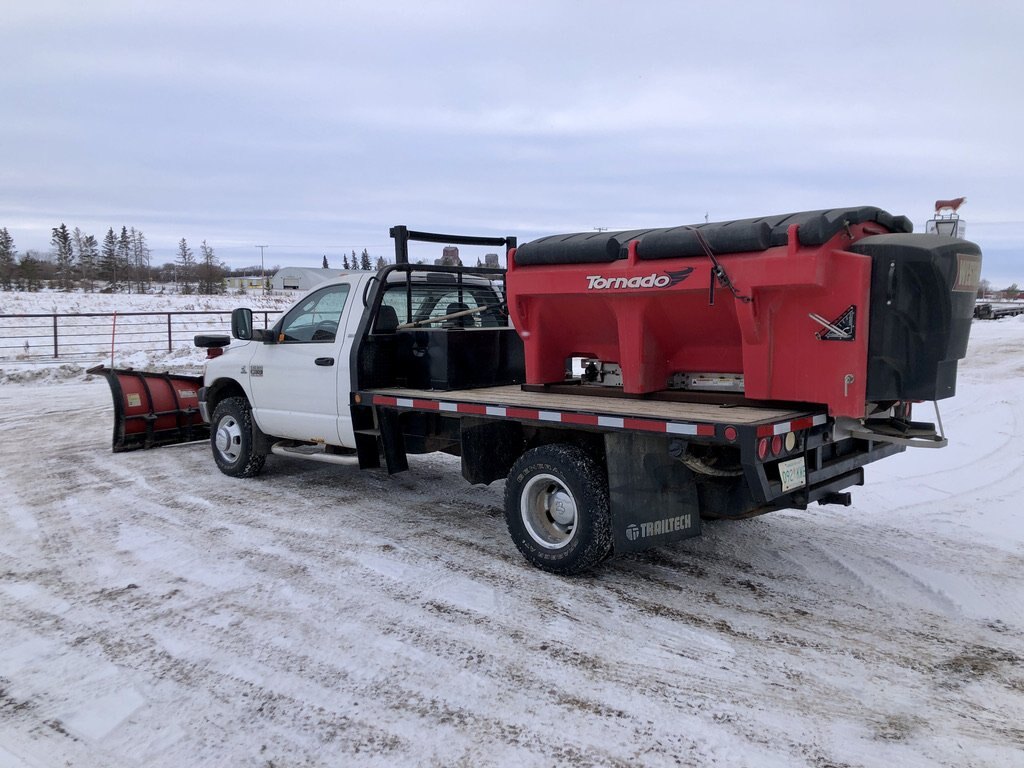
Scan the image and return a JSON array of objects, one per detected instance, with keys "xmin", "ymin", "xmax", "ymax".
[{"xmin": 278, "ymin": 284, "xmax": 350, "ymax": 343}]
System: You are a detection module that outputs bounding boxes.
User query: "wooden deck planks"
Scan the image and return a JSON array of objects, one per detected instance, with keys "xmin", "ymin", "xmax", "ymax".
[{"xmin": 366, "ymin": 385, "xmax": 815, "ymax": 425}]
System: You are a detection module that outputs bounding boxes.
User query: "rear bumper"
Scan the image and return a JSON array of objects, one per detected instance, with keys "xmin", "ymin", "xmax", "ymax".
[{"xmin": 752, "ymin": 436, "xmax": 904, "ymax": 510}]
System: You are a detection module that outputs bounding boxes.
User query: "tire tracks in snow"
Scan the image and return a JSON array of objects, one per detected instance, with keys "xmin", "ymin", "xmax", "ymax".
[{"xmin": 2, "ymin": 378, "xmax": 1023, "ymax": 766}]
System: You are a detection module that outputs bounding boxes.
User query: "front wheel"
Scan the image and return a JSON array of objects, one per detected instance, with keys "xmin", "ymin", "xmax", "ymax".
[
  {"xmin": 211, "ymin": 396, "xmax": 266, "ymax": 478},
  {"xmin": 504, "ymin": 444, "xmax": 612, "ymax": 575}
]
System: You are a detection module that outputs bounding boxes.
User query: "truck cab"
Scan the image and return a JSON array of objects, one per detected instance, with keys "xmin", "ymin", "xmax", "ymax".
[{"xmin": 199, "ymin": 264, "xmax": 517, "ymax": 475}]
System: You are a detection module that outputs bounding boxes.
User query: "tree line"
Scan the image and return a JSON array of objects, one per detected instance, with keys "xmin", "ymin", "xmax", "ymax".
[
  {"xmin": 0, "ymin": 224, "xmax": 228, "ymax": 294},
  {"xmin": 332, "ymin": 249, "xmax": 387, "ymax": 272},
  {"xmin": 0, "ymin": 226, "xmax": 399, "ymax": 294}
]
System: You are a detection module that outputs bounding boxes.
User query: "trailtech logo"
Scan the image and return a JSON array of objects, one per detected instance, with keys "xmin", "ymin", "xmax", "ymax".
[
  {"xmin": 585, "ymin": 267, "xmax": 693, "ymax": 291},
  {"xmin": 625, "ymin": 514, "xmax": 693, "ymax": 541}
]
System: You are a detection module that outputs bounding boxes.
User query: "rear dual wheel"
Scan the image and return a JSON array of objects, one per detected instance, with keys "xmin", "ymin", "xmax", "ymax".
[{"xmin": 504, "ymin": 444, "xmax": 612, "ymax": 575}]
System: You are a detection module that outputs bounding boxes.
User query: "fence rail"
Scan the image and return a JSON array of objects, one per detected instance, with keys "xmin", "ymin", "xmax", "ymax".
[{"xmin": 0, "ymin": 311, "xmax": 281, "ymax": 362}]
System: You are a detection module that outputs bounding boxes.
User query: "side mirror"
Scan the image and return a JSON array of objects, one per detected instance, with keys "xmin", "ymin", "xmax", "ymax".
[{"xmin": 231, "ymin": 308, "xmax": 253, "ymax": 340}]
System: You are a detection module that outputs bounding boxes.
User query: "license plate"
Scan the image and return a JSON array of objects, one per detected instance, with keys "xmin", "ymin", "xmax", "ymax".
[{"xmin": 779, "ymin": 457, "xmax": 806, "ymax": 492}]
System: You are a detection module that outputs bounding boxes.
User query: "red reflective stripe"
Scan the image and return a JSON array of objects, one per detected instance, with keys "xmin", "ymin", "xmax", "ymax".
[
  {"xmin": 623, "ymin": 417, "xmax": 665, "ymax": 432},
  {"xmin": 507, "ymin": 407, "xmax": 540, "ymax": 420},
  {"xmin": 562, "ymin": 412, "xmax": 599, "ymax": 426},
  {"xmin": 370, "ymin": 394, "xmax": 720, "ymax": 437}
]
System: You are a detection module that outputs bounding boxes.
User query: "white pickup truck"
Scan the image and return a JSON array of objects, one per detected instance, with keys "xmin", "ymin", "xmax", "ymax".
[{"xmin": 97, "ymin": 222, "xmax": 973, "ymax": 574}]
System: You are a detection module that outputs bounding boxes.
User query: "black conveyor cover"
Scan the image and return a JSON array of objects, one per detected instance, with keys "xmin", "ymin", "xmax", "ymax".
[{"xmin": 513, "ymin": 206, "xmax": 913, "ymax": 265}]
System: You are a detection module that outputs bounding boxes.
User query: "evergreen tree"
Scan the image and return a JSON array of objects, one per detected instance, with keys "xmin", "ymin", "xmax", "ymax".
[
  {"xmin": 197, "ymin": 240, "xmax": 224, "ymax": 295},
  {"xmin": 99, "ymin": 228, "xmax": 120, "ymax": 291},
  {"xmin": 322, "ymin": 255, "xmax": 329, "ymax": 269},
  {"xmin": 176, "ymin": 238, "xmax": 196, "ymax": 294},
  {"xmin": 0, "ymin": 227, "xmax": 16, "ymax": 290},
  {"xmin": 118, "ymin": 226, "xmax": 133, "ymax": 293},
  {"xmin": 343, "ymin": 253, "xmax": 350, "ymax": 270},
  {"xmin": 375, "ymin": 255, "xmax": 387, "ymax": 271},
  {"xmin": 351, "ymin": 249, "xmax": 358, "ymax": 270},
  {"xmin": 18, "ymin": 250, "xmax": 41, "ymax": 291},
  {"xmin": 78, "ymin": 232, "xmax": 98, "ymax": 293},
  {"xmin": 51, "ymin": 223, "xmax": 75, "ymax": 290},
  {"xmin": 359, "ymin": 248, "xmax": 371, "ymax": 271}
]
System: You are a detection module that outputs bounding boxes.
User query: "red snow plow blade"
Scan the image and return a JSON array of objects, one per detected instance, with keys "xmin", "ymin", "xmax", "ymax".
[{"xmin": 89, "ymin": 365, "xmax": 209, "ymax": 452}]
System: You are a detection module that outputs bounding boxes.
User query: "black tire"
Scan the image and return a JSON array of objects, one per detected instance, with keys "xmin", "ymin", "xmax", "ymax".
[
  {"xmin": 503, "ymin": 444, "xmax": 612, "ymax": 575},
  {"xmin": 211, "ymin": 396, "xmax": 266, "ymax": 478}
]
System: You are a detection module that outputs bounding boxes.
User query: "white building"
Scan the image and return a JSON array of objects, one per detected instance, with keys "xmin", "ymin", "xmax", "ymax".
[
  {"xmin": 271, "ymin": 267, "xmax": 348, "ymax": 293},
  {"xmin": 224, "ymin": 275, "xmax": 266, "ymax": 293}
]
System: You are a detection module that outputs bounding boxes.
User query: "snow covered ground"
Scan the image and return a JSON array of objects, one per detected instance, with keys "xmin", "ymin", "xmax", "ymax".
[
  {"xmin": 0, "ymin": 291, "xmax": 1022, "ymax": 767},
  {"xmin": 0, "ymin": 290, "xmax": 292, "ymax": 377}
]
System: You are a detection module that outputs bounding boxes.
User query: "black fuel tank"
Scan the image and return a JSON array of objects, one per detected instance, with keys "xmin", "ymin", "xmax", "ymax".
[{"xmin": 851, "ymin": 233, "xmax": 982, "ymax": 403}]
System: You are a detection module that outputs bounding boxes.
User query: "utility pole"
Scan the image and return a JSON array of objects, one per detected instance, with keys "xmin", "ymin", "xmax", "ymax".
[{"xmin": 255, "ymin": 245, "xmax": 268, "ymax": 293}]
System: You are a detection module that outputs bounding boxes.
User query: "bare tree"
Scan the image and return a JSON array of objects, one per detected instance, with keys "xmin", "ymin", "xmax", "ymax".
[
  {"xmin": 197, "ymin": 240, "xmax": 224, "ymax": 295},
  {"xmin": 118, "ymin": 227, "xmax": 133, "ymax": 293},
  {"xmin": 130, "ymin": 228, "xmax": 151, "ymax": 293}
]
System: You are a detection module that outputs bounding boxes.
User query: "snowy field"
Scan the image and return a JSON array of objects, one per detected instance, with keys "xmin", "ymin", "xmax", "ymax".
[
  {"xmin": 0, "ymin": 290, "xmax": 1022, "ymax": 767},
  {"xmin": 0, "ymin": 290, "xmax": 292, "ymax": 375}
]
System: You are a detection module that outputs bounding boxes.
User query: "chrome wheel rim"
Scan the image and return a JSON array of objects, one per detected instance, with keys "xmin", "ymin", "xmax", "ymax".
[
  {"xmin": 521, "ymin": 473, "xmax": 578, "ymax": 549},
  {"xmin": 215, "ymin": 415, "xmax": 242, "ymax": 463}
]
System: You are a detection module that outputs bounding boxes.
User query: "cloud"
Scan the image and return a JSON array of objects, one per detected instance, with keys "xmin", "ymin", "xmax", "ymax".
[{"xmin": 0, "ymin": 1, "xmax": 1022, "ymax": 277}]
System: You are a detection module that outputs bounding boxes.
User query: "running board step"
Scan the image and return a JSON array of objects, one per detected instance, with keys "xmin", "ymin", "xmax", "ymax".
[{"xmin": 270, "ymin": 442, "xmax": 359, "ymax": 466}]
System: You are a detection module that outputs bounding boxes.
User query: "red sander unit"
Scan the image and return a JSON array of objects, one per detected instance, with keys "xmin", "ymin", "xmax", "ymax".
[{"xmin": 506, "ymin": 207, "xmax": 981, "ymax": 418}]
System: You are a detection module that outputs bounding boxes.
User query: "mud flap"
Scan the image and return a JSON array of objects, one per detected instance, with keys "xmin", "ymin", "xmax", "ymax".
[
  {"xmin": 88, "ymin": 365, "xmax": 209, "ymax": 452},
  {"xmin": 605, "ymin": 432, "xmax": 701, "ymax": 554}
]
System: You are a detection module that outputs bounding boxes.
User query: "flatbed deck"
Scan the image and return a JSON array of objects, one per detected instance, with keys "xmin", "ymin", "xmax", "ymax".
[{"xmin": 362, "ymin": 385, "xmax": 827, "ymax": 437}]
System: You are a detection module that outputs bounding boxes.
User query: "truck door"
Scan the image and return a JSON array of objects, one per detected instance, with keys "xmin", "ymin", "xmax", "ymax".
[{"xmin": 248, "ymin": 281, "xmax": 356, "ymax": 444}]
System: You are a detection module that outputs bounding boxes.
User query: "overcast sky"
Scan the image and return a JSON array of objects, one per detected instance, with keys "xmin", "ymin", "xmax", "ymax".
[{"xmin": 2, "ymin": 0, "xmax": 1023, "ymax": 284}]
